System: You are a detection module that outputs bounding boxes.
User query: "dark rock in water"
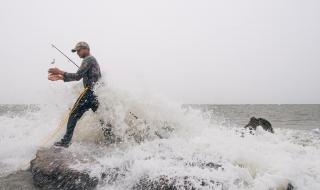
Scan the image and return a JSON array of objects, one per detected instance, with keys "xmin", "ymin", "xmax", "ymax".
[
  {"xmin": 133, "ymin": 175, "xmax": 224, "ymax": 190},
  {"xmin": 133, "ymin": 175, "xmax": 295, "ymax": 190},
  {"xmin": 244, "ymin": 117, "xmax": 274, "ymax": 133},
  {"xmin": 0, "ymin": 170, "xmax": 39, "ymax": 190},
  {"xmin": 133, "ymin": 161, "xmax": 225, "ymax": 190},
  {"xmin": 287, "ymin": 183, "xmax": 295, "ymax": 190},
  {"xmin": 27, "ymin": 146, "xmax": 295, "ymax": 190},
  {"xmin": 30, "ymin": 147, "xmax": 99, "ymax": 190}
]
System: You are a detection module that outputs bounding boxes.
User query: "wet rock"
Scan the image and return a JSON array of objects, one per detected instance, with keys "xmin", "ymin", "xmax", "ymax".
[
  {"xmin": 244, "ymin": 117, "xmax": 274, "ymax": 133},
  {"xmin": 287, "ymin": 183, "xmax": 295, "ymax": 190},
  {"xmin": 133, "ymin": 161, "xmax": 225, "ymax": 190},
  {"xmin": 30, "ymin": 147, "xmax": 99, "ymax": 190},
  {"xmin": 0, "ymin": 170, "xmax": 38, "ymax": 190},
  {"xmin": 133, "ymin": 175, "xmax": 224, "ymax": 190},
  {"xmin": 133, "ymin": 175, "xmax": 295, "ymax": 190},
  {"xmin": 27, "ymin": 146, "xmax": 295, "ymax": 190},
  {"xmin": 100, "ymin": 167, "xmax": 126, "ymax": 185}
]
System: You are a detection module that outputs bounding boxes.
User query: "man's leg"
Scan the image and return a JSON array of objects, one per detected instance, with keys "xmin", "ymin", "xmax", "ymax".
[
  {"xmin": 62, "ymin": 104, "xmax": 89, "ymax": 143},
  {"xmin": 55, "ymin": 91, "xmax": 92, "ymax": 147}
]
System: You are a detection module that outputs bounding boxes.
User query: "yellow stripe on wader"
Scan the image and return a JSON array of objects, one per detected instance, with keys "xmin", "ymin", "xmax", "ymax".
[{"xmin": 68, "ymin": 87, "xmax": 90, "ymax": 116}]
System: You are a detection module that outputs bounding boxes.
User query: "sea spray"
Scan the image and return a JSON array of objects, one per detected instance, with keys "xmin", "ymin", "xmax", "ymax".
[{"xmin": 0, "ymin": 85, "xmax": 319, "ymax": 189}]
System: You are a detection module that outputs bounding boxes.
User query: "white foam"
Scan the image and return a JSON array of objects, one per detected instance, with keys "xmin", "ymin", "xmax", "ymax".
[{"xmin": 0, "ymin": 85, "xmax": 319, "ymax": 189}]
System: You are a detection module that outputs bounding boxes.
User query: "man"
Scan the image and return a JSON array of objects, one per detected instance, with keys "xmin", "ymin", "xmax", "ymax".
[
  {"xmin": 244, "ymin": 117, "xmax": 274, "ymax": 133},
  {"xmin": 48, "ymin": 41, "xmax": 102, "ymax": 147}
]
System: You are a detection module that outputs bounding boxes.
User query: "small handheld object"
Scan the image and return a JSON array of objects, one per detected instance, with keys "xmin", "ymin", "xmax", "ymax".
[{"xmin": 50, "ymin": 58, "xmax": 55, "ymax": 65}]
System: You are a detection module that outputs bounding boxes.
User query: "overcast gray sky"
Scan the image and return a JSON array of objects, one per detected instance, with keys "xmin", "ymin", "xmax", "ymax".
[{"xmin": 0, "ymin": 0, "xmax": 319, "ymax": 104}]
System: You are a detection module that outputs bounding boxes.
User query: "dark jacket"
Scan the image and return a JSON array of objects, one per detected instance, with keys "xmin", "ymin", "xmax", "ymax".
[{"xmin": 63, "ymin": 55, "xmax": 101, "ymax": 88}]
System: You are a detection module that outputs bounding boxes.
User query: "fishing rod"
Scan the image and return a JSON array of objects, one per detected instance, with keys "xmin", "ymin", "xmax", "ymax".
[{"xmin": 51, "ymin": 44, "xmax": 79, "ymax": 68}]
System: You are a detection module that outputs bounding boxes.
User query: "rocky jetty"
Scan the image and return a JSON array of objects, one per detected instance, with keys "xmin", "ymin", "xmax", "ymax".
[
  {"xmin": 30, "ymin": 147, "xmax": 99, "ymax": 190},
  {"xmin": 0, "ymin": 146, "xmax": 294, "ymax": 190}
]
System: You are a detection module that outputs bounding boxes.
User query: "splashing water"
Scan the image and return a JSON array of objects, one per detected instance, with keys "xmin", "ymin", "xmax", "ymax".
[{"xmin": 0, "ymin": 85, "xmax": 319, "ymax": 190}]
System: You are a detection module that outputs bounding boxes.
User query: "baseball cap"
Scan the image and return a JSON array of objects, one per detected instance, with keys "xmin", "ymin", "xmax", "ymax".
[{"xmin": 71, "ymin": 41, "xmax": 90, "ymax": 53}]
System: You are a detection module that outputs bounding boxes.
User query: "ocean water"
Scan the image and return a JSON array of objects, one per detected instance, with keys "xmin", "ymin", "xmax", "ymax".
[
  {"xmin": 0, "ymin": 86, "xmax": 319, "ymax": 189},
  {"xmin": 189, "ymin": 104, "xmax": 320, "ymax": 130}
]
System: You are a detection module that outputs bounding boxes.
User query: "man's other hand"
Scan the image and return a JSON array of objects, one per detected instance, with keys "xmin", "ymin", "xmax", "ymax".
[
  {"xmin": 48, "ymin": 67, "xmax": 65, "ymax": 75},
  {"xmin": 48, "ymin": 74, "xmax": 63, "ymax": 81}
]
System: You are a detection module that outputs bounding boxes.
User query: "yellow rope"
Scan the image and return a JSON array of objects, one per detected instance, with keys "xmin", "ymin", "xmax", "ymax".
[
  {"xmin": 38, "ymin": 87, "xmax": 90, "ymax": 147},
  {"xmin": 37, "ymin": 110, "xmax": 69, "ymax": 147},
  {"xmin": 18, "ymin": 87, "xmax": 90, "ymax": 171}
]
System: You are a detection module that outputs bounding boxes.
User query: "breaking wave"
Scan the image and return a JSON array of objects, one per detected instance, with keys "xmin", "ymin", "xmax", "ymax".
[{"xmin": 0, "ymin": 83, "xmax": 320, "ymax": 189}]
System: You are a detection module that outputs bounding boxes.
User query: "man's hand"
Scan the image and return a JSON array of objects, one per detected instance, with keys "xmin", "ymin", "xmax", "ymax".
[
  {"xmin": 48, "ymin": 73, "xmax": 64, "ymax": 81},
  {"xmin": 48, "ymin": 67, "xmax": 65, "ymax": 75}
]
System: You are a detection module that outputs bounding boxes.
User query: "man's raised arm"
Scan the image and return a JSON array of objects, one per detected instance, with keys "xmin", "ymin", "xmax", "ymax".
[
  {"xmin": 63, "ymin": 60, "xmax": 91, "ymax": 82},
  {"xmin": 48, "ymin": 59, "xmax": 91, "ymax": 82}
]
